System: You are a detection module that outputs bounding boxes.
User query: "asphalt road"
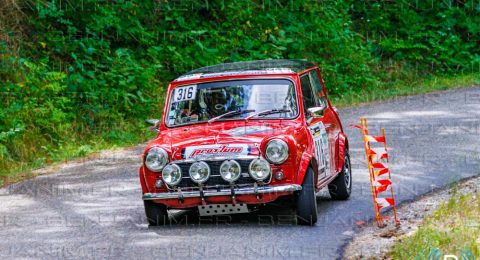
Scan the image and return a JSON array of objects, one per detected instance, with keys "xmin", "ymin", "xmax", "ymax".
[{"xmin": 1, "ymin": 87, "xmax": 479, "ymax": 259}]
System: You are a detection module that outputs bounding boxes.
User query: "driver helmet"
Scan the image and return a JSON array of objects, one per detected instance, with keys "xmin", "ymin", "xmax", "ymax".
[{"xmin": 204, "ymin": 88, "xmax": 229, "ymax": 116}]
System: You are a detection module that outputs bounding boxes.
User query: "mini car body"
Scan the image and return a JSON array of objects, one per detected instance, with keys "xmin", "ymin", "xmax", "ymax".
[{"xmin": 140, "ymin": 60, "xmax": 351, "ymax": 225}]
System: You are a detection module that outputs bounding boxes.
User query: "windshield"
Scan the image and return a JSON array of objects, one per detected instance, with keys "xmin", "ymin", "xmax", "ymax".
[{"xmin": 166, "ymin": 79, "xmax": 298, "ymax": 127}]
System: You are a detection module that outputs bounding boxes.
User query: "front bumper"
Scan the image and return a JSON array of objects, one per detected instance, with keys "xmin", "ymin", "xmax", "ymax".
[{"xmin": 142, "ymin": 184, "xmax": 302, "ymax": 200}]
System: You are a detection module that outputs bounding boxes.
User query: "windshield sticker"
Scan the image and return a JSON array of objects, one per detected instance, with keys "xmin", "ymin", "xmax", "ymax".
[
  {"xmin": 173, "ymin": 85, "xmax": 197, "ymax": 102},
  {"xmin": 184, "ymin": 144, "xmax": 249, "ymax": 159},
  {"xmin": 224, "ymin": 126, "xmax": 273, "ymax": 137}
]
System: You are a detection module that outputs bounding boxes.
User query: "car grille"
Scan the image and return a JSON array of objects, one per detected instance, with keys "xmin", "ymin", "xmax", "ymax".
[{"xmin": 174, "ymin": 159, "xmax": 257, "ymax": 189}]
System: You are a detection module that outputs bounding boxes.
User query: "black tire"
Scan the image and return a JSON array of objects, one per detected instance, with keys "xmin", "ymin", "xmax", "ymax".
[
  {"xmin": 144, "ymin": 200, "xmax": 168, "ymax": 226},
  {"xmin": 328, "ymin": 153, "xmax": 352, "ymax": 200},
  {"xmin": 295, "ymin": 167, "xmax": 318, "ymax": 225}
]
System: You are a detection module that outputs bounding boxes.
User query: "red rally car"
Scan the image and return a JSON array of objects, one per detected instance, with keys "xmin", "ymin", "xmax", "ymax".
[{"xmin": 140, "ymin": 59, "xmax": 351, "ymax": 226}]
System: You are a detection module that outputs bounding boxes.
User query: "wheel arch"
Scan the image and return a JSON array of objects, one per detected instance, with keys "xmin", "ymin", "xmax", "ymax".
[
  {"xmin": 139, "ymin": 166, "xmax": 148, "ymax": 194},
  {"xmin": 297, "ymin": 152, "xmax": 320, "ymax": 188},
  {"xmin": 336, "ymin": 132, "xmax": 349, "ymax": 173}
]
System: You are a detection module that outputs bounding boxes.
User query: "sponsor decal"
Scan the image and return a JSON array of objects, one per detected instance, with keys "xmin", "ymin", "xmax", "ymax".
[
  {"xmin": 184, "ymin": 144, "xmax": 249, "ymax": 159},
  {"xmin": 309, "ymin": 122, "xmax": 330, "ymax": 177}
]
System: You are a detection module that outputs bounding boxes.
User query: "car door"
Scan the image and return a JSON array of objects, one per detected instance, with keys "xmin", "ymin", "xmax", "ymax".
[
  {"xmin": 308, "ymin": 70, "xmax": 340, "ymax": 177},
  {"xmin": 300, "ymin": 73, "xmax": 331, "ymax": 181}
]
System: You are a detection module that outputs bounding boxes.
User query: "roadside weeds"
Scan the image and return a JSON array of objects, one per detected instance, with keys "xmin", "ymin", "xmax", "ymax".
[
  {"xmin": 343, "ymin": 175, "xmax": 480, "ymax": 259},
  {"xmin": 1, "ymin": 145, "xmax": 144, "ymax": 188}
]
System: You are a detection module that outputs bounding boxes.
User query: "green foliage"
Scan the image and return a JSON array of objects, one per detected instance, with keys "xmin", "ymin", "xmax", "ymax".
[
  {"xmin": 23, "ymin": 0, "xmax": 379, "ymax": 95},
  {"xmin": 0, "ymin": 0, "xmax": 479, "ymax": 179},
  {"xmin": 390, "ymin": 192, "xmax": 480, "ymax": 258},
  {"xmin": 351, "ymin": 1, "xmax": 480, "ymax": 73}
]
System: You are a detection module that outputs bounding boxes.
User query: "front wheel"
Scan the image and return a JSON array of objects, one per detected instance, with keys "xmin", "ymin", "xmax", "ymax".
[
  {"xmin": 144, "ymin": 200, "xmax": 168, "ymax": 226},
  {"xmin": 295, "ymin": 167, "xmax": 318, "ymax": 225},
  {"xmin": 328, "ymin": 153, "xmax": 352, "ymax": 200}
]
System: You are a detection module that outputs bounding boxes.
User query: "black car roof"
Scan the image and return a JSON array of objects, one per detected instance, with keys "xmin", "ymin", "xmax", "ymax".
[{"xmin": 176, "ymin": 59, "xmax": 316, "ymax": 81}]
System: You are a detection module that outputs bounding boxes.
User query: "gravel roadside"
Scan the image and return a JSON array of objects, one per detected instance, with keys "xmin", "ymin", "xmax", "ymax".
[{"xmin": 343, "ymin": 175, "xmax": 480, "ymax": 259}]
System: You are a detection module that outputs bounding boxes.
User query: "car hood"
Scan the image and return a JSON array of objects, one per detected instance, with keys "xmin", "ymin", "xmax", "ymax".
[{"xmin": 148, "ymin": 121, "xmax": 301, "ymax": 160}]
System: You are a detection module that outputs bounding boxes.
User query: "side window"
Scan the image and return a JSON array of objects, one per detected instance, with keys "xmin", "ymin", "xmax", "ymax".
[
  {"xmin": 310, "ymin": 70, "xmax": 327, "ymax": 107},
  {"xmin": 300, "ymin": 74, "xmax": 317, "ymax": 114}
]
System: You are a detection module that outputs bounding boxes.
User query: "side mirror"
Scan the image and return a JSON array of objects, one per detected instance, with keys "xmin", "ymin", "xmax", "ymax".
[
  {"xmin": 306, "ymin": 105, "xmax": 326, "ymax": 125},
  {"xmin": 146, "ymin": 119, "xmax": 160, "ymax": 133},
  {"xmin": 307, "ymin": 105, "xmax": 326, "ymax": 118}
]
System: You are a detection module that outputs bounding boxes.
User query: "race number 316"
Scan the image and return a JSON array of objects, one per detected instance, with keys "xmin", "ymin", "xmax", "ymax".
[{"xmin": 174, "ymin": 85, "xmax": 197, "ymax": 102}]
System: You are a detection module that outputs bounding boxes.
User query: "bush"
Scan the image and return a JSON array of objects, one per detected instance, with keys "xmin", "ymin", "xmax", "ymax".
[{"xmin": 351, "ymin": 1, "xmax": 480, "ymax": 73}]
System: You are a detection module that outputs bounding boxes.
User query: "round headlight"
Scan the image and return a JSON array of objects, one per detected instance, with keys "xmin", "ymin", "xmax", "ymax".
[
  {"xmin": 145, "ymin": 147, "xmax": 169, "ymax": 172},
  {"xmin": 189, "ymin": 161, "xmax": 210, "ymax": 184},
  {"xmin": 162, "ymin": 164, "xmax": 182, "ymax": 186},
  {"xmin": 220, "ymin": 160, "xmax": 241, "ymax": 182},
  {"xmin": 249, "ymin": 158, "xmax": 271, "ymax": 181},
  {"xmin": 265, "ymin": 139, "xmax": 289, "ymax": 164}
]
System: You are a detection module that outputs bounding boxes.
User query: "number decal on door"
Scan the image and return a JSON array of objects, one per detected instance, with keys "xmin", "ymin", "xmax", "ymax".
[
  {"xmin": 174, "ymin": 85, "xmax": 197, "ymax": 102},
  {"xmin": 309, "ymin": 122, "xmax": 330, "ymax": 177}
]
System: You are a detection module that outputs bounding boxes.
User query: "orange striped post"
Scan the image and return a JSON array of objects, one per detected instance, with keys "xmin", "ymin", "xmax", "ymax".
[
  {"xmin": 358, "ymin": 117, "xmax": 399, "ymax": 227},
  {"xmin": 360, "ymin": 118, "xmax": 382, "ymax": 226},
  {"xmin": 381, "ymin": 127, "xmax": 400, "ymax": 226}
]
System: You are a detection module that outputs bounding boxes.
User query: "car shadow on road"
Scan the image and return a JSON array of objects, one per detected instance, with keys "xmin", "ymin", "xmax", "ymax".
[{"xmin": 146, "ymin": 192, "xmax": 333, "ymax": 228}]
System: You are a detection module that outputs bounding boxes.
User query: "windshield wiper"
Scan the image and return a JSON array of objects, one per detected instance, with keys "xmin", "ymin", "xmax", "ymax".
[
  {"xmin": 208, "ymin": 109, "xmax": 256, "ymax": 123},
  {"xmin": 245, "ymin": 109, "xmax": 291, "ymax": 120}
]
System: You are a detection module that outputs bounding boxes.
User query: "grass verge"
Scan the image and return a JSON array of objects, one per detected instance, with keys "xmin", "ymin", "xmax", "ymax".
[
  {"xmin": 390, "ymin": 190, "xmax": 480, "ymax": 258},
  {"xmin": 332, "ymin": 73, "xmax": 480, "ymax": 107},
  {"xmin": 0, "ymin": 127, "xmax": 155, "ymax": 187}
]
